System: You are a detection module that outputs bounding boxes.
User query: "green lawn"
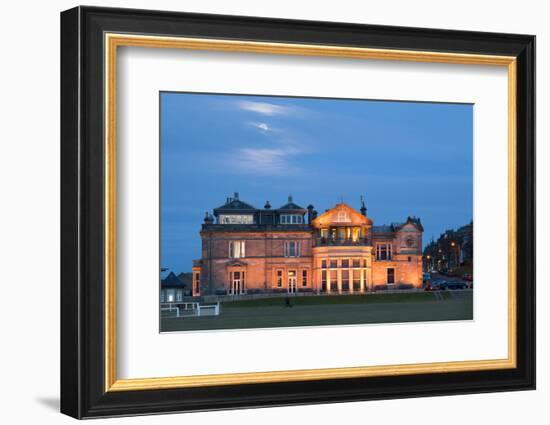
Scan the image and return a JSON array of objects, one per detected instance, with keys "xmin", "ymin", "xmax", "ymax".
[{"xmin": 160, "ymin": 291, "xmax": 473, "ymax": 332}]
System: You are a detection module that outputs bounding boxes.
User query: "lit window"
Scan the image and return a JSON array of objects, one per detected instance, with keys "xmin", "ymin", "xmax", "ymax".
[
  {"xmin": 280, "ymin": 214, "xmax": 303, "ymax": 224},
  {"xmin": 229, "ymin": 240, "xmax": 246, "ymax": 258},
  {"xmin": 342, "ymin": 270, "xmax": 349, "ymax": 288},
  {"xmin": 284, "ymin": 241, "xmax": 300, "ymax": 257},
  {"xmin": 376, "ymin": 243, "xmax": 392, "ymax": 260},
  {"xmin": 353, "ymin": 270, "xmax": 361, "ymax": 289},
  {"xmin": 276, "ymin": 270, "xmax": 283, "ymax": 287},
  {"xmin": 167, "ymin": 289, "xmax": 175, "ymax": 302},
  {"xmin": 220, "ymin": 214, "xmax": 253, "ymax": 224},
  {"xmin": 194, "ymin": 273, "xmax": 200, "ymax": 293}
]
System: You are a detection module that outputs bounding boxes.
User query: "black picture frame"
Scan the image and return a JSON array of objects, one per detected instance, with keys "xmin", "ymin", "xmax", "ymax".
[{"xmin": 61, "ymin": 5, "xmax": 535, "ymax": 419}]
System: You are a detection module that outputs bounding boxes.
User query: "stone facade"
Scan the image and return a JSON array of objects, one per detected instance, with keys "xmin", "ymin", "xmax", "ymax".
[{"xmin": 193, "ymin": 193, "xmax": 423, "ymax": 296}]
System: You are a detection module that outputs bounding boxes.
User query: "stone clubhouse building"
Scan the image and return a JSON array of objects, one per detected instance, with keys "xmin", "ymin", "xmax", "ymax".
[{"xmin": 191, "ymin": 193, "xmax": 423, "ymax": 297}]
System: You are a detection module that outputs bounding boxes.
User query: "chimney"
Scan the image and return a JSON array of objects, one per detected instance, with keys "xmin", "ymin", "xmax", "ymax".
[
  {"xmin": 234, "ymin": 192, "xmax": 239, "ymax": 200},
  {"xmin": 307, "ymin": 204, "xmax": 314, "ymax": 224},
  {"xmin": 288, "ymin": 195, "xmax": 293, "ymax": 203}
]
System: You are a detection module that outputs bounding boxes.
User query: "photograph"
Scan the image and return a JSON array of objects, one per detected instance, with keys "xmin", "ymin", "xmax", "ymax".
[{"xmin": 159, "ymin": 92, "xmax": 474, "ymax": 332}]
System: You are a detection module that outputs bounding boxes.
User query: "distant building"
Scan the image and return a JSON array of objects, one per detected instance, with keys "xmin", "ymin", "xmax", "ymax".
[
  {"xmin": 192, "ymin": 193, "xmax": 423, "ymax": 296},
  {"xmin": 423, "ymin": 221, "xmax": 473, "ymax": 272},
  {"xmin": 160, "ymin": 272, "xmax": 191, "ymax": 302}
]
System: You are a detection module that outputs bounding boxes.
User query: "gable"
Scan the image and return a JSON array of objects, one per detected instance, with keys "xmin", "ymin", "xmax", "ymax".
[
  {"xmin": 398, "ymin": 223, "xmax": 419, "ymax": 232},
  {"xmin": 312, "ymin": 203, "xmax": 372, "ymax": 228}
]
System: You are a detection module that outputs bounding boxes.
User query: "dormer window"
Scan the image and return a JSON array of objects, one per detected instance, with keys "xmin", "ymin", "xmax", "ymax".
[
  {"xmin": 280, "ymin": 214, "xmax": 303, "ymax": 224},
  {"xmin": 219, "ymin": 214, "xmax": 253, "ymax": 224}
]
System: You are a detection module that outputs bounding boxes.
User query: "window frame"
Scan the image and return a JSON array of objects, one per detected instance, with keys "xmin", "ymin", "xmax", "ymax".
[
  {"xmin": 284, "ymin": 241, "xmax": 301, "ymax": 257},
  {"xmin": 229, "ymin": 240, "xmax": 246, "ymax": 258},
  {"xmin": 376, "ymin": 243, "xmax": 393, "ymax": 261}
]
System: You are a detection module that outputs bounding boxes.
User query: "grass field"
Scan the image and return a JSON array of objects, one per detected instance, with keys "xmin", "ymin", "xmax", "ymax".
[{"xmin": 160, "ymin": 291, "xmax": 473, "ymax": 332}]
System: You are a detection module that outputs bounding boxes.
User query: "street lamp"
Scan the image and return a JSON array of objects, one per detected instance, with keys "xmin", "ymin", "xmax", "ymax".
[
  {"xmin": 426, "ymin": 255, "xmax": 432, "ymax": 271},
  {"xmin": 450, "ymin": 241, "xmax": 460, "ymax": 269}
]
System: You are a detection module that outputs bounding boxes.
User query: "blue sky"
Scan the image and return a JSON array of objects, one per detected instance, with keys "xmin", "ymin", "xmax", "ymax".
[{"xmin": 161, "ymin": 92, "xmax": 473, "ymax": 274}]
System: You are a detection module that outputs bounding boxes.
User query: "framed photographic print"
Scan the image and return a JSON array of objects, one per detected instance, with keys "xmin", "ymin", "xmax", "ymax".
[{"xmin": 60, "ymin": 6, "xmax": 535, "ymax": 419}]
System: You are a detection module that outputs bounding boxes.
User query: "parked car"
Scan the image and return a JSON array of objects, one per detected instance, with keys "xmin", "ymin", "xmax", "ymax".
[
  {"xmin": 446, "ymin": 280, "xmax": 468, "ymax": 290},
  {"xmin": 428, "ymin": 279, "xmax": 447, "ymax": 290}
]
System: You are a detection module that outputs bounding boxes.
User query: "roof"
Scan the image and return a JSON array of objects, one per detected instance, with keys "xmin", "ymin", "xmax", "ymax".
[
  {"xmin": 394, "ymin": 216, "xmax": 424, "ymax": 232},
  {"xmin": 372, "ymin": 225, "xmax": 395, "ymax": 233},
  {"xmin": 312, "ymin": 203, "xmax": 372, "ymax": 227},
  {"xmin": 213, "ymin": 193, "xmax": 256, "ymax": 216},
  {"xmin": 373, "ymin": 216, "xmax": 424, "ymax": 233},
  {"xmin": 161, "ymin": 272, "xmax": 189, "ymax": 289},
  {"xmin": 278, "ymin": 196, "xmax": 306, "ymax": 211},
  {"xmin": 278, "ymin": 202, "xmax": 306, "ymax": 211}
]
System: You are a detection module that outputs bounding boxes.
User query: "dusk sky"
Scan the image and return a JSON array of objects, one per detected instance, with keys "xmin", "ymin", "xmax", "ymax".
[{"xmin": 160, "ymin": 92, "xmax": 473, "ymax": 274}]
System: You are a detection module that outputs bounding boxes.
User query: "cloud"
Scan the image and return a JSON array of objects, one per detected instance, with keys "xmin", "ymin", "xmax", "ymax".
[
  {"xmin": 229, "ymin": 147, "xmax": 301, "ymax": 176},
  {"xmin": 249, "ymin": 122, "xmax": 275, "ymax": 133},
  {"xmin": 237, "ymin": 100, "xmax": 294, "ymax": 116}
]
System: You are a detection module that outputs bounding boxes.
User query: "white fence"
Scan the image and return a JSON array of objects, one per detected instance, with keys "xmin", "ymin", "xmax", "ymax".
[{"xmin": 160, "ymin": 302, "xmax": 220, "ymax": 318}]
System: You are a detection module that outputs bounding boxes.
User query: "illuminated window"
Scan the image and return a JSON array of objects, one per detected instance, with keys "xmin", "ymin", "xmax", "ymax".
[
  {"xmin": 194, "ymin": 273, "xmax": 200, "ymax": 293},
  {"xmin": 220, "ymin": 214, "xmax": 253, "ymax": 224},
  {"xmin": 284, "ymin": 241, "xmax": 300, "ymax": 257},
  {"xmin": 276, "ymin": 270, "xmax": 283, "ymax": 287},
  {"xmin": 330, "ymin": 270, "xmax": 338, "ymax": 291},
  {"xmin": 376, "ymin": 243, "xmax": 392, "ymax": 260},
  {"xmin": 167, "ymin": 289, "xmax": 175, "ymax": 302},
  {"xmin": 342, "ymin": 270, "xmax": 349, "ymax": 289},
  {"xmin": 280, "ymin": 214, "xmax": 303, "ymax": 224},
  {"xmin": 229, "ymin": 240, "xmax": 245, "ymax": 258},
  {"xmin": 353, "ymin": 270, "xmax": 361, "ymax": 290}
]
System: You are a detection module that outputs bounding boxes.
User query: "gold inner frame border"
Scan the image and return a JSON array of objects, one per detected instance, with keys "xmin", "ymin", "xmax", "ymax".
[{"xmin": 104, "ymin": 33, "xmax": 517, "ymax": 392}]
